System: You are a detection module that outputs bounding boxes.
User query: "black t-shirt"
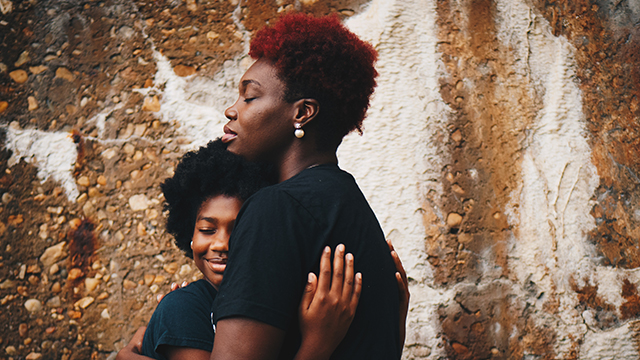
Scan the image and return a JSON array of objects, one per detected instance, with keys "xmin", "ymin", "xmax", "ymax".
[
  {"xmin": 214, "ymin": 164, "xmax": 401, "ymax": 359},
  {"xmin": 142, "ymin": 279, "xmax": 217, "ymax": 360}
]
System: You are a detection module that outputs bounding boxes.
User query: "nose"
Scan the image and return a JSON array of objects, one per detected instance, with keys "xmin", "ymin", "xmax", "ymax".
[
  {"xmin": 224, "ymin": 101, "xmax": 238, "ymax": 121},
  {"xmin": 210, "ymin": 231, "xmax": 229, "ymax": 252}
]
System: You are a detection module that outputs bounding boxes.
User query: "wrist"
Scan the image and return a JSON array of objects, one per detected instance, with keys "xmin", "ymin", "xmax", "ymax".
[{"xmin": 294, "ymin": 338, "xmax": 333, "ymax": 360}]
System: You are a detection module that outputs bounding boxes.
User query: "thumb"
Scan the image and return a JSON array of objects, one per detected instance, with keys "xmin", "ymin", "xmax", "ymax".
[{"xmin": 300, "ymin": 272, "xmax": 318, "ymax": 313}]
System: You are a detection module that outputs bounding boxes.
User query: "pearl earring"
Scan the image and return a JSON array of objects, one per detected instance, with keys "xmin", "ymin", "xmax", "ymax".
[
  {"xmin": 190, "ymin": 241, "xmax": 193, "ymax": 248},
  {"xmin": 294, "ymin": 123, "xmax": 305, "ymax": 139}
]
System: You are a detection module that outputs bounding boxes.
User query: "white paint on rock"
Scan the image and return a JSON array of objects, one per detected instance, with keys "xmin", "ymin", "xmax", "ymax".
[
  {"xmin": 495, "ymin": 1, "xmax": 640, "ymax": 357},
  {"xmin": 342, "ymin": 0, "xmax": 450, "ymax": 357},
  {"xmin": 341, "ymin": 0, "xmax": 636, "ymax": 357},
  {"xmin": 4, "ymin": 124, "xmax": 79, "ymax": 200},
  {"xmin": 581, "ymin": 322, "xmax": 640, "ymax": 360},
  {"xmin": 2, "ymin": 0, "xmax": 634, "ymax": 357}
]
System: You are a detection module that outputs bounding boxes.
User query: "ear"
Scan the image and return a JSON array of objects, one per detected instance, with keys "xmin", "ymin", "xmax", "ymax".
[{"xmin": 293, "ymin": 98, "xmax": 320, "ymax": 127}]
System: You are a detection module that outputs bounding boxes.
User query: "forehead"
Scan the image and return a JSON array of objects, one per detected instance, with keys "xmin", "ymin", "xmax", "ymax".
[
  {"xmin": 240, "ymin": 58, "xmax": 286, "ymax": 92},
  {"xmin": 197, "ymin": 195, "xmax": 243, "ymax": 218}
]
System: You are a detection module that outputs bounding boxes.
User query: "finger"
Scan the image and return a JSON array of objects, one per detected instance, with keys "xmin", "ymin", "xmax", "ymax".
[
  {"xmin": 341, "ymin": 252, "xmax": 355, "ymax": 302},
  {"xmin": 156, "ymin": 294, "xmax": 164, "ymax": 303},
  {"xmin": 331, "ymin": 244, "xmax": 345, "ymax": 295},
  {"xmin": 396, "ymin": 272, "xmax": 409, "ymax": 300},
  {"xmin": 299, "ymin": 272, "xmax": 318, "ymax": 312},
  {"xmin": 317, "ymin": 246, "xmax": 332, "ymax": 295},
  {"xmin": 170, "ymin": 282, "xmax": 179, "ymax": 291},
  {"xmin": 387, "ymin": 239, "xmax": 395, "ymax": 252},
  {"xmin": 390, "ymin": 250, "xmax": 408, "ymax": 286},
  {"xmin": 349, "ymin": 272, "xmax": 363, "ymax": 312}
]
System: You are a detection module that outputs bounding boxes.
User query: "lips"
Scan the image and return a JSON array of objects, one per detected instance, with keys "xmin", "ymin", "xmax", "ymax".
[
  {"xmin": 205, "ymin": 257, "xmax": 227, "ymax": 273},
  {"xmin": 222, "ymin": 125, "xmax": 237, "ymax": 143}
]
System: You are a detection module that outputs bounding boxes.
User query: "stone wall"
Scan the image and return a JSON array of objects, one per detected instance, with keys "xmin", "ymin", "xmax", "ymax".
[{"xmin": 0, "ymin": 0, "xmax": 638, "ymax": 359}]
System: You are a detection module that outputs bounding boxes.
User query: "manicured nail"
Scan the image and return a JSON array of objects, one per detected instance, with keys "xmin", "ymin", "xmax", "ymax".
[
  {"xmin": 157, "ymin": 294, "xmax": 162, "ymax": 302},
  {"xmin": 337, "ymin": 244, "xmax": 345, "ymax": 252},
  {"xmin": 356, "ymin": 273, "xmax": 362, "ymax": 280},
  {"xmin": 181, "ymin": 281, "xmax": 188, "ymax": 287},
  {"xmin": 324, "ymin": 246, "xmax": 331, "ymax": 253},
  {"xmin": 308, "ymin": 273, "xmax": 313, "ymax": 282},
  {"xmin": 346, "ymin": 253, "xmax": 353, "ymax": 261},
  {"xmin": 171, "ymin": 282, "xmax": 177, "ymax": 288}
]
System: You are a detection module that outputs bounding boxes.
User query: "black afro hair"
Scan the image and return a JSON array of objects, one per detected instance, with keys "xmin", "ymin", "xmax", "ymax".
[{"xmin": 161, "ymin": 139, "xmax": 276, "ymax": 258}]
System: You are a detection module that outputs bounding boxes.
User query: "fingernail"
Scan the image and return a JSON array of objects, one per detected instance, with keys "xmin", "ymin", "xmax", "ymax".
[
  {"xmin": 308, "ymin": 273, "xmax": 313, "ymax": 282},
  {"xmin": 157, "ymin": 294, "xmax": 162, "ymax": 302},
  {"xmin": 324, "ymin": 246, "xmax": 330, "ymax": 253},
  {"xmin": 337, "ymin": 244, "xmax": 345, "ymax": 252},
  {"xmin": 356, "ymin": 273, "xmax": 362, "ymax": 280},
  {"xmin": 171, "ymin": 282, "xmax": 177, "ymax": 288},
  {"xmin": 181, "ymin": 281, "xmax": 188, "ymax": 287},
  {"xmin": 346, "ymin": 253, "xmax": 353, "ymax": 261}
]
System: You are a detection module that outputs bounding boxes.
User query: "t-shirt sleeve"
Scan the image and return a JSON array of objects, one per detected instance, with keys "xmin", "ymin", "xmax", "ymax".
[
  {"xmin": 213, "ymin": 188, "xmax": 319, "ymax": 330},
  {"xmin": 142, "ymin": 284, "xmax": 215, "ymax": 358}
]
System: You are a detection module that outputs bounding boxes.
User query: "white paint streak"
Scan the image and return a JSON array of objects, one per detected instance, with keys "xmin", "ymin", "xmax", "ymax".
[
  {"xmin": 581, "ymin": 322, "xmax": 640, "ymax": 360},
  {"xmin": 494, "ymin": 1, "xmax": 640, "ymax": 357},
  {"xmin": 4, "ymin": 124, "xmax": 79, "ymax": 200},
  {"xmin": 341, "ymin": 0, "xmax": 449, "ymax": 357}
]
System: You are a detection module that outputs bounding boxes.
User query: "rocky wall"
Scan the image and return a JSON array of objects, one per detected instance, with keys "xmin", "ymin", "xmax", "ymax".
[{"xmin": 0, "ymin": 0, "xmax": 638, "ymax": 359}]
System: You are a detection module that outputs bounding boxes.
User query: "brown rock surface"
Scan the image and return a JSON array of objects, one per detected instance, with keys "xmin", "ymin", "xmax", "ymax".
[{"xmin": 0, "ymin": 0, "xmax": 636, "ymax": 359}]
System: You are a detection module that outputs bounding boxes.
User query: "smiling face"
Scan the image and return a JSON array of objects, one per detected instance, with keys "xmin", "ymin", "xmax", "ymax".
[
  {"xmin": 191, "ymin": 194, "xmax": 243, "ymax": 289},
  {"xmin": 222, "ymin": 58, "xmax": 297, "ymax": 162}
]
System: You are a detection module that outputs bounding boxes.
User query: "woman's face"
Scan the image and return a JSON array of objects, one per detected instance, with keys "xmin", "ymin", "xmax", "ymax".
[
  {"xmin": 191, "ymin": 195, "xmax": 243, "ymax": 289},
  {"xmin": 222, "ymin": 58, "xmax": 297, "ymax": 162}
]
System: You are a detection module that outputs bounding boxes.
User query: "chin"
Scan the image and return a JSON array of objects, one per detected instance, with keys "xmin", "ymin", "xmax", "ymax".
[
  {"xmin": 210, "ymin": 276, "xmax": 223, "ymax": 289},
  {"xmin": 226, "ymin": 142, "xmax": 241, "ymax": 154}
]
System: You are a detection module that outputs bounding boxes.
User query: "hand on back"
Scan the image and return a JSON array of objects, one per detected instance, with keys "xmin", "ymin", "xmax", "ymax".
[{"xmin": 296, "ymin": 244, "xmax": 362, "ymax": 360}]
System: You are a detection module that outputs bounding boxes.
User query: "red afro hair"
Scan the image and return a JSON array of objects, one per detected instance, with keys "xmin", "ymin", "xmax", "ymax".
[{"xmin": 249, "ymin": 13, "xmax": 378, "ymax": 147}]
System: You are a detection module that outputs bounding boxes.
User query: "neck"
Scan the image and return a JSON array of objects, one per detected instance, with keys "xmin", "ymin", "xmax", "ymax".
[{"xmin": 276, "ymin": 146, "xmax": 337, "ymax": 182}]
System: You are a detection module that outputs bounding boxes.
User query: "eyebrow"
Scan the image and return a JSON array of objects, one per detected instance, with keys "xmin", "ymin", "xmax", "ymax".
[
  {"xmin": 241, "ymin": 79, "xmax": 261, "ymax": 88},
  {"xmin": 197, "ymin": 217, "xmax": 219, "ymax": 224}
]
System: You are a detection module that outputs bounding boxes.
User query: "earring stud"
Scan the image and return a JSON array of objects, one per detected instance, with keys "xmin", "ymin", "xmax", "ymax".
[{"xmin": 294, "ymin": 123, "xmax": 305, "ymax": 139}]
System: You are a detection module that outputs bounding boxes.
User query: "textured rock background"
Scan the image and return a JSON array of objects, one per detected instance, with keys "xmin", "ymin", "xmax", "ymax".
[{"xmin": 0, "ymin": 0, "xmax": 638, "ymax": 359}]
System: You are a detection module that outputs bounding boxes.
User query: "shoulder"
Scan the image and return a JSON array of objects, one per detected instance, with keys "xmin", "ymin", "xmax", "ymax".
[
  {"xmin": 143, "ymin": 280, "xmax": 216, "ymax": 356},
  {"xmin": 157, "ymin": 280, "xmax": 217, "ymax": 311},
  {"xmin": 246, "ymin": 165, "xmax": 355, "ymax": 204},
  {"xmin": 146, "ymin": 280, "xmax": 216, "ymax": 339},
  {"xmin": 238, "ymin": 183, "xmax": 302, "ymax": 217}
]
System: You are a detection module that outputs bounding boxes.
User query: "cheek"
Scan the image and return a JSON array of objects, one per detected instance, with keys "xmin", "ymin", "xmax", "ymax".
[{"xmin": 191, "ymin": 235, "xmax": 208, "ymax": 254}]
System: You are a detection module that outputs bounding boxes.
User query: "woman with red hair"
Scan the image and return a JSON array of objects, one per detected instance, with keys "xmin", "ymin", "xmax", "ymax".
[{"xmin": 214, "ymin": 13, "xmax": 406, "ymax": 360}]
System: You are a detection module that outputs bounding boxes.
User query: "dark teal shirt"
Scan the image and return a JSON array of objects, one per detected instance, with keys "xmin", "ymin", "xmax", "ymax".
[{"xmin": 142, "ymin": 279, "xmax": 217, "ymax": 359}]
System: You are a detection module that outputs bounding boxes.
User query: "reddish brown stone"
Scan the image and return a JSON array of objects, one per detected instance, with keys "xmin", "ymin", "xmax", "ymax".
[{"xmin": 173, "ymin": 64, "xmax": 196, "ymax": 77}]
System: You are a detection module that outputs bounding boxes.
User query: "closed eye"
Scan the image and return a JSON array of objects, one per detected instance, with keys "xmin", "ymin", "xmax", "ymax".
[{"xmin": 199, "ymin": 228, "xmax": 217, "ymax": 234}]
